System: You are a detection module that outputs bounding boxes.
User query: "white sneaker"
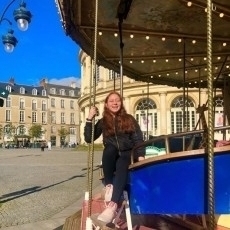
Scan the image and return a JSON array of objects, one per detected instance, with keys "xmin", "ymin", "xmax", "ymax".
[
  {"xmin": 101, "ymin": 184, "xmax": 113, "ymax": 202},
  {"xmin": 97, "ymin": 201, "xmax": 117, "ymax": 223}
]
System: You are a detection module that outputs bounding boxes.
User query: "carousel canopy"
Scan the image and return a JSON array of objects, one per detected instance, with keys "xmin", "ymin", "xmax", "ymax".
[{"xmin": 57, "ymin": 0, "xmax": 230, "ymax": 88}]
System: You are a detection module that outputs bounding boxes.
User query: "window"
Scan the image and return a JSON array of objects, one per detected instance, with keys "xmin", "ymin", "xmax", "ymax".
[
  {"xmin": 6, "ymin": 85, "xmax": 11, "ymax": 92},
  {"xmin": 6, "ymin": 110, "xmax": 11, "ymax": 122},
  {"xmin": 69, "ymin": 127, "xmax": 76, "ymax": 135},
  {"xmin": 19, "ymin": 98, "xmax": 25, "ymax": 109},
  {"xmin": 51, "ymin": 126, "xmax": 56, "ymax": 134},
  {"xmin": 17, "ymin": 125, "xmax": 26, "ymax": 135},
  {"xmin": 42, "ymin": 89, "xmax": 46, "ymax": 96},
  {"xmin": 42, "ymin": 100, "xmax": 47, "ymax": 111},
  {"xmin": 136, "ymin": 98, "xmax": 157, "ymax": 139},
  {"xmin": 50, "ymin": 88, "xmax": 56, "ymax": 94},
  {"xmin": 96, "ymin": 65, "xmax": 100, "ymax": 84},
  {"xmin": 170, "ymin": 96, "xmax": 195, "ymax": 133},
  {"xmin": 51, "ymin": 112, "xmax": 56, "ymax": 123},
  {"xmin": 61, "ymin": 99, "xmax": 65, "ymax": 108},
  {"xmin": 32, "ymin": 100, "xmax": 37, "ymax": 110},
  {"xmin": 51, "ymin": 98, "xmax": 55, "ymax": 107},
  {"xmin": 69, "ymin": 90, "xmax": 74, "ymax": 97},
  {"xmin": 20, "ymin": 87, "xmax": 25, "ymax": 94},
  {"xmin": 70, "ymin": 113, "xmax": 75, "ymax": 124},
  {"xmin": 108, "ymin": 70, "xmax": 120, "ymax": 80},
  {"xmin": 4, "ymin": 124, "xmax": 13, "ymax": 135},
  {"xmin": 32, "ymin": 88, "xmax": 37, "ymax": 95},
  {"xmin": 61, "ymin": 112, "xmax": 65, "ymax": 124},
  {"xmin": 42, "ymin": 112, "xmax": 47, "ymax": 124},
  {"xmin": 32, "ymin": 112, "xmax": 37, "ymax": 123},
  {"xmin": 6, "ymin": 97, "xmax": 11, "ymax": 107},
  {"xmin": 70, "ymin": 100, "xmax": 74, "ymax": 109},
  {"xmin": 19, "ymin": 111, "xmax": 25, "ymax": 122},
  {"xmin": 213, "ymin": 96, "xmax": 229, "ymax": 139},
  {"xmin": 60, "ymin": 89, "xmax": 65, "ymax": 95}
]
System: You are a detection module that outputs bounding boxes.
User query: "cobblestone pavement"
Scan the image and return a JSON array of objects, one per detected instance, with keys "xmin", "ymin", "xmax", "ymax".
[{"xmin": 0, "ymin": 147, "xmax": 102, "ymax": 228}]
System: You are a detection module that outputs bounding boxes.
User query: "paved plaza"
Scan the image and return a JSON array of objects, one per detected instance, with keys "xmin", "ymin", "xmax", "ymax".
[{"xmin": 0, "ymin": 147, "xmax": 103, "ymax": 229}]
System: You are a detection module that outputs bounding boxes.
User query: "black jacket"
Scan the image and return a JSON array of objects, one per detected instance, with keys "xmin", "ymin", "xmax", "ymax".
[{"xmin": 84, "ymin": 115, "xmax": 145, "ymax": 159}]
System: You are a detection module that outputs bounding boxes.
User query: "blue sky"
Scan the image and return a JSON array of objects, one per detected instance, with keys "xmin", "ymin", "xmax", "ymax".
[{"xmin": 0, "ymin": 0, "xmax": 81, "ymax": 87}]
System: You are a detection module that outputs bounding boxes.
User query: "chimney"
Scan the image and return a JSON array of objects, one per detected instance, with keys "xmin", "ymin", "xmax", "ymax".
[
  {"xmin": 40, "ymin": 78, "xmax": 48, "ymax": 88},
  {"xmin": 9, "ymin": 77, "xmax": 15, "ymax": 86},
  {"xmin": 70, "ymin": 81, "xmax": 76, "ymax": 88}
]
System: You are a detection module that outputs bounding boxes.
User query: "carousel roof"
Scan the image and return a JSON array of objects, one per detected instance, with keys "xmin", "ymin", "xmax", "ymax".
[{"xmin": 56, "ymin": 0, "xmax": 230, "ymax": 88}]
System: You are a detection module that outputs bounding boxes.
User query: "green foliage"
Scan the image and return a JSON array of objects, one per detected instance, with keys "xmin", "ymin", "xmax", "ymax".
[
  {"xmin": 29, "ymin": 124, "xmax": 44, "ymax": 139},
  {"xmin": 58, "ymin": 127, "xmax": 70, "ymax": 142},
  {"xmin": 4, "ymin": 123, "xmax": 16, "ymax": 139}
]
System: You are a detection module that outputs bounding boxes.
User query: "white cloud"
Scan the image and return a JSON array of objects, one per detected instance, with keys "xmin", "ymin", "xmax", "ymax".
[{"xmin": 48, "ymin": 77, "xmax": 81, "ymax": 87}]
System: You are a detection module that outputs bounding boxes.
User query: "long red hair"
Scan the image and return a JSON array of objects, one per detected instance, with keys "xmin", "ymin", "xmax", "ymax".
[{"xmin": 102, "ymin": 91, "xmax": 136, "ymax": 137}]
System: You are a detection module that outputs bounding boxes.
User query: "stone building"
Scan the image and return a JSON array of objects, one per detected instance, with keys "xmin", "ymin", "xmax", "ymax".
[
  {"xmin": 0, "ymin": 78, "xmax": 80, "ymax": 147},
  {"xmin": 78, "ymin": 51, "xmax": 228, "ymax": 144}
]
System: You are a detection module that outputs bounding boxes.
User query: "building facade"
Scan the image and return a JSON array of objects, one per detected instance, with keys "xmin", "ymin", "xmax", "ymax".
[
  {"xmin": 0, "ymin": 78, "xmax": 80, "ymax": 147},
  {"xmin": 78, "ymin": 51, "xmax": 229, "ymax": 144}
]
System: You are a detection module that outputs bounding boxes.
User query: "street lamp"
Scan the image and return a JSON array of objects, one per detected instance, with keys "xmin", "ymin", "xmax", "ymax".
[{"xmin": 0, "ymin": 0, "xmax": 32, "ymax": 53}]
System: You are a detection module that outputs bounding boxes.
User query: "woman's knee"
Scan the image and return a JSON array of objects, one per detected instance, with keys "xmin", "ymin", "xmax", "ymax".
[{"xmin": 102, "ymin": 144, "xmax": 118, "ymax": 160}]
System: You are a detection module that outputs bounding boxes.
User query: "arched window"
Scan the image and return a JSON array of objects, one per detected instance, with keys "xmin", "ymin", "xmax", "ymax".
[
  {"xmin": 213, "ymin": 95, "xmax": 229, "ymax": 140},
  {"xmin": 135, "ymin": 98, "xmax": 157, "ymax": 139},
  {"xmin": 20, "ymin": 87, "xmax": 25, "ymax": 94},
  {"xmin": 32, "ymin": 88, "xmax": 37, "ymax": 95},
  {"xmin": 42, "ymin": 89, "xmax": 46, "ymax": 96},
  {"xmin": 17, "ymin": 125, "xmax": 26, "ymax": 135},
  {"xmin": 60, "ymin": 89, "xmax": 65, "ymax": 95},
  {"xmin": 4, "ymin": 124, "xmax": 16, "ymax": 137},
  {"xmin": 170, "ymin": 96, "xmax": 195, "ymax": 133}
]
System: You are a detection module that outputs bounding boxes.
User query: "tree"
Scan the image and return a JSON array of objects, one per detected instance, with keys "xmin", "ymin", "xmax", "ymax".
[
  {"xmin": 4, "ymin": 123, "xmax": 16, "ymax": 140},
  {"xmin": 58, "ymin": 127, "xmax": 70, "ymax": 145},
  {"xmin": 29, "ymin": 124, "xmax": 44, "ymax": 141}
]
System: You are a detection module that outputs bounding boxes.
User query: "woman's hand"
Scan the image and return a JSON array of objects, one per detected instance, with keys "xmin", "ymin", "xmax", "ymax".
[
  {"xmin": 138, "ymin": 156, "xmax": 145, "ymax": 161},
  {"xmin": 87, "ymin": 106, "xmax": 99, "ymax": 120}
]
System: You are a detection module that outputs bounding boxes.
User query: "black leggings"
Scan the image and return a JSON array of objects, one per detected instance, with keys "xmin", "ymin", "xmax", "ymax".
[{"xmin": 102, "ymin": 144, "xmax": 131, "ymax": 203}]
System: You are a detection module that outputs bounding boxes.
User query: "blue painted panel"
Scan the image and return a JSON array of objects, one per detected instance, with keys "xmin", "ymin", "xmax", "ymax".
[{"xmin": 128, "ymin": 152, "xmax": 230, "ymax": 214}]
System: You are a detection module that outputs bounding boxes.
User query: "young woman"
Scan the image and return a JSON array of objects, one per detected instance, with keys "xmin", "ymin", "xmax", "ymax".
[{"xmin": 84, "ymin": 91, "xmax": 145, "ymax": 224}]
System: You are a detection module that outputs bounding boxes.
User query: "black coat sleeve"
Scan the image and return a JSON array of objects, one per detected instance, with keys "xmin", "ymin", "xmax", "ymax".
[
  {"xmin": 129, "ymin": 115, "xmax": 145, "ymax": 158},
  {"xmin": 84, "ymin": 119, "xmax": 103, "ymax": 143}
]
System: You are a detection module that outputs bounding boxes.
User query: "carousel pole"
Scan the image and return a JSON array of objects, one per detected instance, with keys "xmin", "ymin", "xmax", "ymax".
[{"xmin": 206, "ymin": 0, "xmax": 216, "ymax": 229}]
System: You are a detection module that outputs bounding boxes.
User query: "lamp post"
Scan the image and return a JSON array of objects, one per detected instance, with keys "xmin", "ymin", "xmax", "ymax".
[{"xmin": 0, "ymin": 0, "xmax": 32, "ymax": 53}]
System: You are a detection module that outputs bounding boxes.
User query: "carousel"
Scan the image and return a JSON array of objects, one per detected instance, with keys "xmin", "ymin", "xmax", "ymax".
[{"xmin": 57, "ymin": 0, "xmax": 230, "ymax": 229}]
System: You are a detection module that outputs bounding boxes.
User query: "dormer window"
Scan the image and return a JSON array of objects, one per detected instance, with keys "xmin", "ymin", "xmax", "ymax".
[
  {"xmin": 69, "ymin": 90, "xmax": 74, "ymax": 97},
  {"xmin": 6, "ymin": 85, "xmax": 11, "ymax": 92},
  {"xmin": 60, "ymin": 89, "xmax": 65, "ymax": 96},
  {"xmin": 50, "ymin": 88, "xmax": 56, "ymax": 94},
  {"xmin": 42, "ymin": 89, "xmax": 46, "ymax": 96},
  {"xmin": 32, "ymin": 88, "xmax": 37, "ymax": 95},
  {"xmin": 20, "ymin": 87, "xmax": 25, "ymax": 94}
]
